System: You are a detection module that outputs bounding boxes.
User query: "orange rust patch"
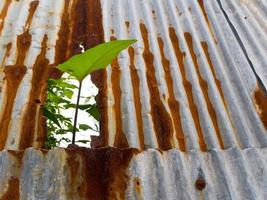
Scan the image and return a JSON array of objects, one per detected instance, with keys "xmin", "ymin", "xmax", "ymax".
[
  {"xmin": 0, "ymin": 30, "xmax": 31, "ymax": 150},
  {"xmin": 19, "ymin": 35, "xmax": 50, "ymax": 149},
  {"xmin": 169, "ymin": 27, "xmax": 207, "ymax": 151},
  {"xmin": 54, "ymin": 0, "xmax": 71, "ymax": 66},
  {"xmin": 129, "ymin": 47, "xmax": 145, "ymax": 149},
  {"xmin": 197, "ymin": 0, "xmax": 217, "ymax": 44},
  {"xmin": 140, "ymin": 23, "xmax": 174, "ymax": 150},
  {"xmin": 254, "ymin": 85, "xmax": 267, "ymax": 130},
  {"xmin": 66, "ymin": 152, "xmax": 82, "ymax": 199},
  {"xmin": 110, "ymin": 39, "xmax": 129, "ymax": 148},
  {"xmin": 25, "ymin": 0, "xmax": 39, "ymax": 28},
  {"xmin": 110, "ymin": 36, "xmax": 128, "ymax": 147},
  {"xmin": 184, "ymin": 32, "xmax": 224, "ymax": 149},
  {"xmin": 0, "ymin": 0, "xmax": 39, "ymax": 149},
  {"xmin": 1, "ymin": 43, "xmax": 12, "ymax": 67},
  {"xmin": 0, "ymin": 177, "xmax": 20, "ymax": 200},
  {"xmin": 82, "ymin": 0, "xmax": 108, "ymax": 148},
  {"xmin": 0, "ymin": 0, "xmax": 11, "ymax": 34},
  {"xmin": 65, "ymin": 147, "xmax": 138, "ymax": 200},
  {"xmin": 158, "ymin": 37, "xmax": 186, "ymax": 151},
  {"xmin": 0, "ymin": 65, "xmax": 27, "ymax": 149}
]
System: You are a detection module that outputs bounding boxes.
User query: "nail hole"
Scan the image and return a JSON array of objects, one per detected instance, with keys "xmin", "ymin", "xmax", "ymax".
[
  {"xmin": 35, "ymin": 99, "xmax": 41, "ymax": 104},
  {"xmin": 195, "ymin": 178, "xmax": 206, "ymax": 190}
]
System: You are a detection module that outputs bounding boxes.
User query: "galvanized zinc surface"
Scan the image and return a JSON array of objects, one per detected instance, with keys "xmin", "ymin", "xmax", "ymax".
[
  {"xmin": 0, "ymin": 0, "xmax": 266, "ymax": 200},
  {"xmin": 91, "ymin": 0, "xmax": 267, "ymax": 152},
  {"xmin": 0, "ymin": 147, "xmax": 266, "ymax": 200}
]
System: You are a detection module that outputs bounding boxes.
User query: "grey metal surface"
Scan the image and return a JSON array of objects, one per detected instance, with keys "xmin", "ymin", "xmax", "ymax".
[
  {"xmin": 127, "ymin": 147, "xmax": 267, "ymax": 200},
  {"xmin": 0, "ymin": 147, "xmax": 266, "ymax": 200}
]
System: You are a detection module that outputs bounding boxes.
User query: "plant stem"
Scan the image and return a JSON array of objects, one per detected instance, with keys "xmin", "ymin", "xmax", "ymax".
[{"xmin": 72, "ymin": 80, "xmax": 82, "ymax": 144}]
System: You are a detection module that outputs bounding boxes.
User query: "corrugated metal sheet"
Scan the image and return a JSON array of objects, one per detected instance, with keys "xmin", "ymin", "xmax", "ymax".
[
  {"xmin": 0, "ymin": 0, "xmax": 266, "ymax": 199},
  {"xmin": 0, "ymin": 0, "xmax": 67, "ymax": 150},
  {"xmin": 0, "ymin": 147, "xmax": 138, "ymax": 200},
  {"xmin": 91, "ymin": 0, "xmax": 267, "ymax": 152},
  {"xmin": 0, "ymin": 0, "xmax": 99, "ymax": 150},
  {"xmin": 0, "ymin": 147, "xmax": 266, "ymax": 199}
]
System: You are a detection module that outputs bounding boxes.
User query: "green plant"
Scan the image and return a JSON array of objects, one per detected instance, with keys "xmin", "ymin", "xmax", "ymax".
[
  {"xmin": 44, "ymin": 40, "xmax": 136, "ymax": 147},
  {"xmin": 43, "ymin": 75, "xmax": 99, "ymax": 148}
]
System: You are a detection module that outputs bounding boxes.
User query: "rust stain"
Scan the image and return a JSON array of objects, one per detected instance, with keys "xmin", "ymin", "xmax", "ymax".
[
  {"xmin": 81, "ymin": 0, "xmax": 108, "ymax": 148},
  {"xmin": 128, "ymin": 47, "xmax": 145, "ymax": 149},
  {"xmin": 184, "ymin": 32, "xmax": 224, "ymax": 149},
  {"xmin": 110, "ymin": 36, "xmax": 129, "ymax": 148},
  {"xmin": 169, "ymin": 27, "xmax": 207, "ymax": 151},
  {"xmin": 0, "ymin": 177, "xmax": 20, "ymax": 200},
  {"xmin": 197, "ymin": 0, "xmax": 218, "ymax": 44},
  {"xmin": 0, "ymin": 0, "xmax": 11, "ymax": 34},
  {"xmin": 188, "ymin": 6, "xmax": 192, "ymax": 12},
  {"xmin": 201, "ymin": 41, "xmax": 236, "ymax": 136},
  {"xmin": 158, "ymin": 37, "xmax": 186, "ymax": 151},
  {"xmin": 201, "ymin": 42, "xmax": 227, "ymax": 107},
  {"xmin": 125, "ymin": 21, "xmax": 130, "ymax": 29},
  {"xmin": 47, "ymin": 0, "xmax": 72, "ymax": 80},
  {"xmin": 66, "ymin": 147, "xmax": 138, "ymax": 200},
  {"xmin": 1, "ymin": 43, "xmax": 12, "ymax": 66},
  {"xmin": 0, "ymin": 0, "xmax": 42, "ymax": 149},
  {"xmin": 0, "ymin": 42, "xmax": 12, "ymax": 93},
  {"xmin": 254, "ymin": 85, "xmax": 267, "ymax": 130},
  {"xmin": 140, "ymin": 23, "xmax": 174, "ymax": 150},
  {"xmin": 0, "ymin": 30, "xmax": 31, "ymax": 150},
  {"xmin": 54, "ymin": 0, "xmax": 71, "ymax": 66},
  {"xmin": 19, "ymin": 35, "xmax": 49, "ymax": 149},
  {"xmin": 25, "ymin": 0, "xmax": 39, "ymax": 29},
  {"xmin": 134, "ymin": 177, "xmax": 142, "ymax": 199},
  {"xmin": 66, "ymin": 152, "xmax": 82, "ymax": 199},
  {"xmin": 7, "ymin": 150, "xmax": 24, "ymax": 163}
]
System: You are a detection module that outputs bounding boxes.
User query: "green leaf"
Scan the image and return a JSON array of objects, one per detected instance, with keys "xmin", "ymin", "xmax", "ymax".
[
  {"xmin": 77, "ymin": 140, "xmax": 90, "ymax": 144},
  {"xmin": 43, "ymin": 108, "xmax": 61, "ymax": 128},
  {"xmin": 57, "ymin": 40, "xmax": 137, "ymax": 81},
  {"xmin": 79, "ymin": 124, "xmax": 92, "ymax": 131},
  {"xmin": 64, "ymin": 89, "xmax": 74, "ymax": 99},
  {"xmin": 86, "ymin": 106, "xmax": 100, "ymax": 121}
]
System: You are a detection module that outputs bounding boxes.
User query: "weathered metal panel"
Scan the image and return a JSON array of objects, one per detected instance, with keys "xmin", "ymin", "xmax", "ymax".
[
  {"xmin": 0, "ymin": 147, "xmax": 266, "ymax": 200},
  {"xmin": 0, "ymin": 147, "xmax": 138, "ymax": 200},
  {"xmin": 0, "ymin": 0, "xmax": 94, "ymax": 150},
  {"xmin": 0, "ymin": 0, "xmax": 266, "ymax": 199},
  {"xmin": 91, "ymin": 0, "xmax": 267, "ymax": 152}
]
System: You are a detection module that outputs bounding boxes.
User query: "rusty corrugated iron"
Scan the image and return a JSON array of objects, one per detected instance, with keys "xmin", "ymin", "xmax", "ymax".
[
  {"xmin": 0, "ymin": 0, "xmax": 103, "ymax": 150},
  {"xmin": 0, "ymin": 147, "xmax": 266, "ymax": 199},
  {"xmin": 90, "ymin": 0, "xmax": 267, "ymax": 152},
  {"xmin": 0, "ymin": 147, "xmax": 138, "ymax": 200},
  {"xmin": 0, "ymin": 0, "xmax": 267, "ymax": 199}
]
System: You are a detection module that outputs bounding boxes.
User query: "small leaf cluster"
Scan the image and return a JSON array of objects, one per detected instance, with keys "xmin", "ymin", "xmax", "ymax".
[{"xmin": 43, "ymin": 76, "xmax": 98, "ymax": 148}]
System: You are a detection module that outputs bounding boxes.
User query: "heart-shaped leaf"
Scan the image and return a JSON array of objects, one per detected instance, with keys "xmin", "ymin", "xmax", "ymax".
[{"xmin": 57, "ymin": 40, "xmax": 137, "ymax": 81}]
